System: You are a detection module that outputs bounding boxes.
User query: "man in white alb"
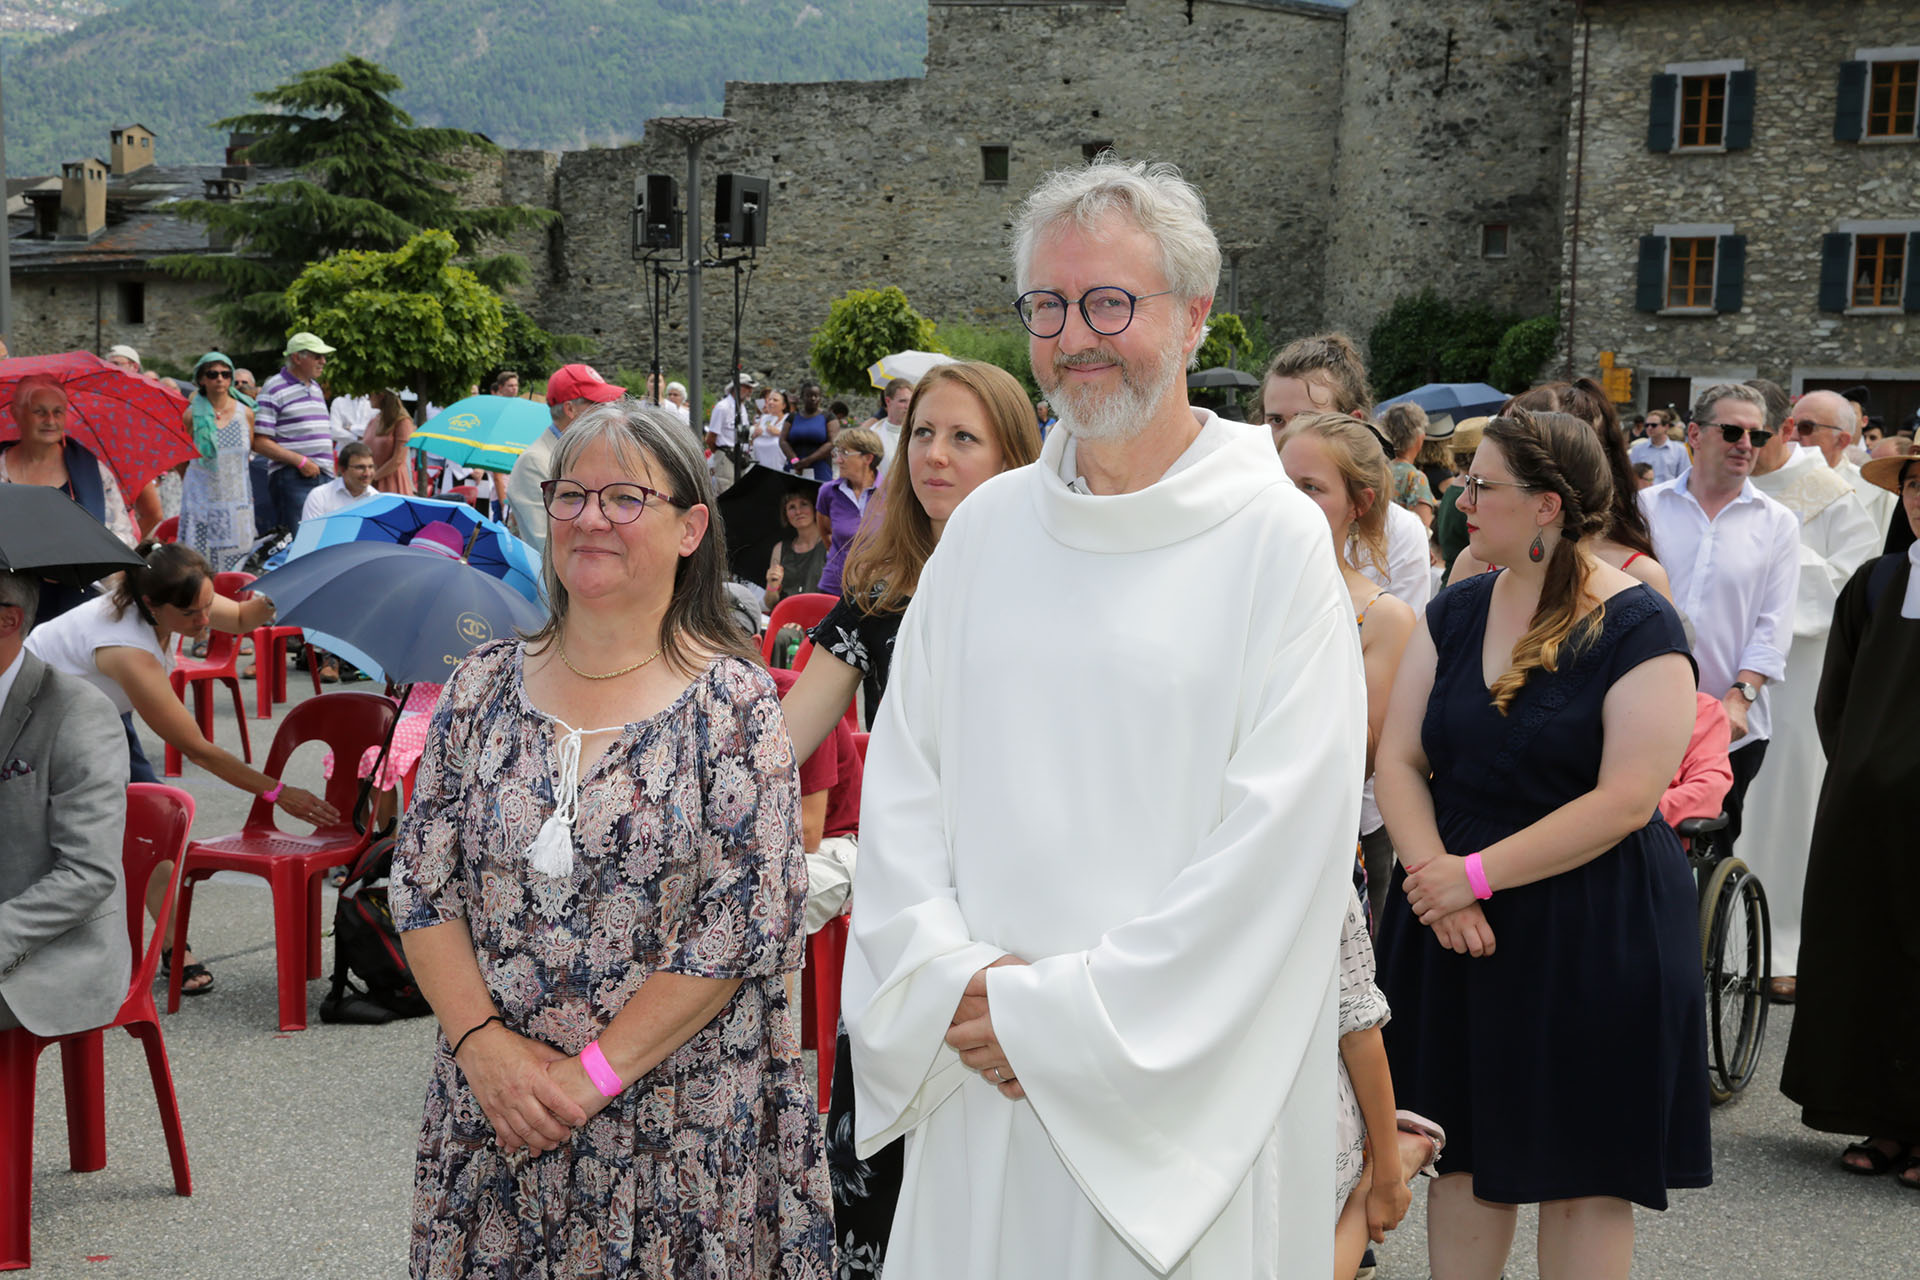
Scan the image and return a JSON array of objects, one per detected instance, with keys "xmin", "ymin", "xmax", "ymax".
[
  {"xmin": 1639, "ymin": 383, "xmax": 1799, "ymax": 849},
  {"xmin": 845, "ymin": 158, "xmax": 1366, "ymax": 1279},
  {"xmin": 1740, "ymin": 386, "xmax": 1879, "ymax": 999}
]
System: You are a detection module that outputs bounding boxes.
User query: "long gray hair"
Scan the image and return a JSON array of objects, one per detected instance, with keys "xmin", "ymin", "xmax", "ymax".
[{"xmin": 522, "ymin": 399, "xmax": 758, "ymax": 675}]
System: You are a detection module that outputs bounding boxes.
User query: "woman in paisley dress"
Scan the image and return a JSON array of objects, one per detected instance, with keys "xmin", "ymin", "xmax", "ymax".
[
  {"xmin": 176, "ymin": 352, "xmax": 256, "ymax": 572},
  {"xmin": 393, "ymin": 399, "xmax": 834, "ymax": 1278},
  {"xmin": 776, "ymin": 361, "xmax": 1040, "ymax": 1278}
]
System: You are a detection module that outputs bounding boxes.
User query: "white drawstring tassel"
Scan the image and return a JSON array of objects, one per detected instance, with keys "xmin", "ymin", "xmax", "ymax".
[{"xmin": 528, "ymin": 721, "xmax": 584, "ymax": 878}]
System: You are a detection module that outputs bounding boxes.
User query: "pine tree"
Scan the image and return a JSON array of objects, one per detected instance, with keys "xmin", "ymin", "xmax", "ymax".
[{"xmin": 159, "ymin": 56, "xmax": 555, "ymax": 349}]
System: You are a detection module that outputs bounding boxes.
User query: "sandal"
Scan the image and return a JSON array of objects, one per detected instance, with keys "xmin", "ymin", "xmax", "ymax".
[
  {"xmin": 160, "ymin": 947, "xmax": 215, "ymax": 996},
  {"xmin": 1839, "ymin": 1138, "xmax": 1903, "ymax": 1176},
  {"xmin": 1396, "ymin": 1110, "xmax": 1447, "ymax": 1177},
  {"xmin": 1898, "ymin": 1154, "xmax": 1920, "ymax": 1191}
]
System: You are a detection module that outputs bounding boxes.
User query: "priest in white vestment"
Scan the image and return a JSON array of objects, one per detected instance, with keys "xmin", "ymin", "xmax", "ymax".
[
  {"xmin": 1743, "ymin": 415, "xmax": 1880, "ymax": 986},
  {"xmin": 845, "ymin": 159, "xmax": 1366, "ymax": 1280}
]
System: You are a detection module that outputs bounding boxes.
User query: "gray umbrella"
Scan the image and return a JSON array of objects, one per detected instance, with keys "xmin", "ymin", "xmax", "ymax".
[
  {"xmin": 0, "ymin": 484, "xmax": 146, "ymax": 586},
  {"xmin": 1186, "ymin": 366, "xmax": 1260, "ymax": 390}
]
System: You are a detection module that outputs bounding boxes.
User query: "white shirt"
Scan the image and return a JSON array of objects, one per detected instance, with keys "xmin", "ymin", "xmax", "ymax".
[
  {"xmin": 849, "ymin": 412, "xmax": 1361, "ymax": 1279},
  {"xmin": 300, "ymin": 477, "xmax": 377, "ymax": 523},
  {"xmin": 1360, "ymin": 500, "xmax": 1434, "ymax": 614},
  {"xmin": 1639, "ymin": 474, "xmax": 1800, "ymax": 747},
  {"xmin": 705, "ymin": 394, "xmax": 751, "ymax": 448},
  {"xmin": 1629, "ymin": 437, "xmax": 1689, "ymax": 485},
  {"xmin": 328, "ymin": 395, "xmax": 375, "ymax": 449},
  {"xmin": 24, "ymin": 594, "xmax": 172, "ymax": 718}
]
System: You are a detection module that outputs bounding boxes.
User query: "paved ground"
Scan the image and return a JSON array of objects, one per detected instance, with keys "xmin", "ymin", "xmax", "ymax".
[{"xmin": 19, "ymin": 680, "xmax": 1917, "ymax": 1276}]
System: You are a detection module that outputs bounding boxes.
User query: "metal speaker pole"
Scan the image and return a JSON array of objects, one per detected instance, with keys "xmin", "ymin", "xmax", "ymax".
[{"xmin": 651, "ymin": 117, "xmax": 733, "ymax": 440}]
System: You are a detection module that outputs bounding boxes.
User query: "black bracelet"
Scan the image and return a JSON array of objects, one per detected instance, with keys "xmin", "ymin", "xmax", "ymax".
[{"xmin": 452, "ymin": 1015, "xmax": 503, "ymax": 1057}]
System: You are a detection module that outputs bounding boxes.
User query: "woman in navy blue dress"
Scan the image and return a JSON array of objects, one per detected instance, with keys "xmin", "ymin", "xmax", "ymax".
[{"xmin": 1375, "ymin": 408, "xmax": 1710, "ymax": 1280}]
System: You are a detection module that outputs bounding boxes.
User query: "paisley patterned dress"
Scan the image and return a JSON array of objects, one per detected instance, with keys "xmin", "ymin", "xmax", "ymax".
[{"xmin": 392, "ymin": 640, "xmax": 835, "ymax": 1278}]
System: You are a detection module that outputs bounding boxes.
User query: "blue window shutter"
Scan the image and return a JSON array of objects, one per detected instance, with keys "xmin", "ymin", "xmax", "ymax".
[
  {"xmin": 1636, "ymin": 236, "xmax": 1668, "ymax": 311},
  {"xmin": 1725, "ymin": 70, "xmax": 1756, "ymax": 150},
  {"xmin": 1647, "ymin": 74, "xmax": 1677, "ymax": 152},
  {"xmin": 1818, "ymin": 234, "xmax": 1852, "ymax": 312},
  {"xmin": 1905, "ymin": 233, "xmax": 1920, "ymax": 313},
  {"xmin": 1714, "ymin": 236, "xmax": 1746, "ymax": 313},
  {"xmin": 1834, "ymin": 61, "xmax": 1867, "ymax": 141}
]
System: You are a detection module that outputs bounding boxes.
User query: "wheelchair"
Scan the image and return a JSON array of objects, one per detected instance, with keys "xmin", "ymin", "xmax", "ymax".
[{"xmin": 1675, "ymin": 814, "xmax": 1771, "ymax": 1104}]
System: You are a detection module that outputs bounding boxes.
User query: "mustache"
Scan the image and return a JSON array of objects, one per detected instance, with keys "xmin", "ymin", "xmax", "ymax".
[{"xmin": 1053, "ymin": 349, "xmax": 1125, "ymax": 373}]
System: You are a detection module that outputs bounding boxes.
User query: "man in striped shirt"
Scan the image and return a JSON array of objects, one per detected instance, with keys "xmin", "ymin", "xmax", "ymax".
[{"xmin": 253, "ymin": 331, "xmax": 338, "ymax": 532}]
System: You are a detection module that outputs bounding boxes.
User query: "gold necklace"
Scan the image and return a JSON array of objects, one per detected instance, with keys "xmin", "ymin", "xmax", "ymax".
[{"xmin": 559, "ymin": 641, "xmax": 663, "ymax": 680}]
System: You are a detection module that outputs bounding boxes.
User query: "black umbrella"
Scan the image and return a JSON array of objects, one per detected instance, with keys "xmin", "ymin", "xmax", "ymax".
[
  {"xmin": 1186, "ymin": 366, "xmax": 1260, "ymax": 390},
  {"xmin": 0, "ymin": 483, "xmax": 146, "ymax": 586},
  {"xmin": 248, "ymin": 541, "xmax": 548, "ymax": 684},
  {"xmin": 717, "ymin": 462, "xmax": 824, "ymax": 587}
]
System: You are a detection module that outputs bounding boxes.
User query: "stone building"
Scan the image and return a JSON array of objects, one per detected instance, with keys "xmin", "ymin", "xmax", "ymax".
[
  {"xmin": 1561, "ymin": 0, "xmax": 1919, "ymax": 426},
  {"xmin": 6, "ymin": 128, "xmax": 287, "ymax": 371},
  {"xmin": 492, "ymin": 0, "xmax": 1576, "ymax": 399}
]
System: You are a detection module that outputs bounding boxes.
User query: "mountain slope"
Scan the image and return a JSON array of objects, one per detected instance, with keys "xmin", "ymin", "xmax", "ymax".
[{"xmin": 5, "ymin": 0, "xmax": 928, "ymax": 172}]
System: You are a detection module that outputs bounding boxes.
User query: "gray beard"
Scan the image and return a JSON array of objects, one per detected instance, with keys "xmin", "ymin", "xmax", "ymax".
[{"xmin": 1042, "ymin": 343, "xmax": 1182, "ymax": 444}]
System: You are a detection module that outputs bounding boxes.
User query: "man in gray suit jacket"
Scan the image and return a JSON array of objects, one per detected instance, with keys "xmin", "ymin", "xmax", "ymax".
[{"xmin": 0, "ymin": 570, "xmax": 130, "ymax": 1035}]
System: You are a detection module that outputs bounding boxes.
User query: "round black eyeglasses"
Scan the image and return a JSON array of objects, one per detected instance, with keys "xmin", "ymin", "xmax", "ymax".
[
  {"xmin": 1014, "ymin": 286, "xmax": 1172, "ymax": 339},
  {"xmin": 540, "ymin": 479, "xmax": 683, "ymax": 525}
]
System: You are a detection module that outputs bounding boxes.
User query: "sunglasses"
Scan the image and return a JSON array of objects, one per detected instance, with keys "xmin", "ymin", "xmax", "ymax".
[
  {"xmin": 200, "ymin": 368, "xmax": 233, "ymax": 380},
  {"xmin": 1701, "ymin": 423, "xmax": 1772, "ymax": 448}
]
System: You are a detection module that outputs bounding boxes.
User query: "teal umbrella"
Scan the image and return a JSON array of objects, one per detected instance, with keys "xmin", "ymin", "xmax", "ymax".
[{"xmin": 410, "ymin": 394, "xmax": 551, "ymax": 469}]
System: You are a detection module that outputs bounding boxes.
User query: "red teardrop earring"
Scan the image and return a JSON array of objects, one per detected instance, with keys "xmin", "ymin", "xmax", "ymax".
[{"xmin": 1528, "ymin": 531, "xmax": 1546, "ymax": 563}]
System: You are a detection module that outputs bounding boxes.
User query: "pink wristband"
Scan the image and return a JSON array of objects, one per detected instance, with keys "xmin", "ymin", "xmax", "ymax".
[
  {"xmin": 261, "ymin": 780, "xmax": 285, "ymax": 804},
  {"xmin": 1462, "ymin": 852, "xmax": 1494, "ymax": 900},
  {"xmin": 580, "ymin": 1041, "xmax": 623, "ymax": 1099}
]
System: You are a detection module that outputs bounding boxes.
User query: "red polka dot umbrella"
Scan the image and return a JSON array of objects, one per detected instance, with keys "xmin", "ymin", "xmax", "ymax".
[{"xmin": 0, "ymin": 350, "xmax": 197, "ymax": 498}]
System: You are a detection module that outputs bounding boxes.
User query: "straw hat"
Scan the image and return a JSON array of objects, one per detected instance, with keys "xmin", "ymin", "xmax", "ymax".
[
  {"xmin": 1858, "ymin": 451, "xmax": 1918, "ymax": 495},
  {"xmin": 1449, "ymin": 416, "xmax": 1489, "ymax": 456}
]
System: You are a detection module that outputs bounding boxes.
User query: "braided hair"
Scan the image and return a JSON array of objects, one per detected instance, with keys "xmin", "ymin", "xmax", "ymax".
[
  {"xmin": 1504, "ymin": 378, "xmax": 1654, "ymax": 560},
  {"xmin": 1484, "ymin": 408, "xmax": 1613, "ymax": 714}
]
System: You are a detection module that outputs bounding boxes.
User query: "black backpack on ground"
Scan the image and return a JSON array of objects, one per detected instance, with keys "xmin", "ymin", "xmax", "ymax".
[{"xmin": 320, "ymin": 833, "xmax": 432, "ymax": 1025}]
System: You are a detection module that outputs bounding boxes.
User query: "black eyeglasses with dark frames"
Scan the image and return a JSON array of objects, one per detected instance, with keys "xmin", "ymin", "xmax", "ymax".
[
  {"xmin": 1013, "ymin": 286, "xmax": 1172, "ymax": 339},
  {"xmin": 539, "ymin": 479, "xmax": 684, "ymax": 525},
  {"xmin": 1698, "ymin": 422, "xmax": 1772, "ymax": 449}
]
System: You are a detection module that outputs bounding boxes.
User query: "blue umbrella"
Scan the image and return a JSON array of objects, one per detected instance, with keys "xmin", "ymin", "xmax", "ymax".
[
  {"xmin": 410, "ymin": 395, "xmax": 551, "ymax": 469},
  {"xmin": 249, "ymin": 542, "xmax": 548, "ymax": 684},
  {"xmin": 281, "ymin": 494, "xmax": 542, "ymax": 605},
  {"xmin": 1376, "ymin": 382, "xmax": 1511, "ymax": 420}
]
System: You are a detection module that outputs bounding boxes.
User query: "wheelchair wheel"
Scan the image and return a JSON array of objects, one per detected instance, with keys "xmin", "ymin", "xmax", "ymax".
[{"xmin": 1697, "ymin": 857, "xmax": 1770, "ymax": 1104}]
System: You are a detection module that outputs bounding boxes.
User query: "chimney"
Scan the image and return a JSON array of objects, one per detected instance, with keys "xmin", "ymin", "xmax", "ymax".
[
  {"xmin": 109, "ymin": 124, "xmax": 156, "ymax": 176},
  {"xmin": 58, "ymin": 159, "xmax": 107, "ymax": 238},
  {"xmin": 223, "ymin": 131, "xmax": 257, "ymax": 180}
]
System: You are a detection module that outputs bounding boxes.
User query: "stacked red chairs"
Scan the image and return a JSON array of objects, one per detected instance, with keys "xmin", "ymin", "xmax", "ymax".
[{"xmin": 163, "ymin": 570, "xmax": 256, "ymax": 776}]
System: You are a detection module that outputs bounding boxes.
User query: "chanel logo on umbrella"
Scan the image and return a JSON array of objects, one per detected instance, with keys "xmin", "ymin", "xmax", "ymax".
[{"xmin": 455, "ymin": 612, "xmax": 493, "ymax": 645}]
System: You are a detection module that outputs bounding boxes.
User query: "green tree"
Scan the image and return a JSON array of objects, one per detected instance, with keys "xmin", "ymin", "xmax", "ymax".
[
  {"xmin": 284, "ymin": 230, "xmax": 506, "ymax": 408},
  {"xmin": 937, "ymin": 322, "xmax": 1037, "ymax": 400},
  {"xmin": 810, "ymin": 287, "xmax": 942, "ymax": 396},
  {"xmin": 1488, "ymin": 313, "xmax": 1560, "ymax": 392},
  {"xmin": 1192, "ymin": 312, "xmax": 1253, "ymax": 372},
  {"xmin": 1367, "ymin": 289, "xmax": 1520, "ymax": 398},
  {"xmin": 158, "ymin": 56, "xmax": 556, "ymax": 348}
]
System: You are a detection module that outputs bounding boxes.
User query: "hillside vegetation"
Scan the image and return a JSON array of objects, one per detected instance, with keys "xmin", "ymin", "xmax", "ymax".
[{"xmin": 6, "ymin": 0, "xmax": 927, "ymax": 172}]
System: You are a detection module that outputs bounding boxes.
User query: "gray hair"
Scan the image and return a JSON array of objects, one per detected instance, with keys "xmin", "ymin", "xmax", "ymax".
[
  {"xmin": 1012, "ymin": 157, "xmax": 1222, "ymax": 302},
  {"xmin": 0, "ymin": 570, "xmax": 39, "ymax": 632},
  {"xmin": 522, "ymin": 398, "xmax": 757, "ymax": 675},
  {"xmin": 1691, "ymin": 382, "xmax": 1768, "ymax": 426},
  {"xmin": 1742, "ymin": 378, "xmax": 1790, "ymax": 431}
]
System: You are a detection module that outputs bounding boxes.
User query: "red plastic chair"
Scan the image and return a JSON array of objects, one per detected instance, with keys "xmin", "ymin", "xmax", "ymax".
[
  {"xmin": 151, "ymin": 515, "xmax": 179, "ymax": 544},
  {"xmin": 799, "ymin": 916, "xmax": 849, "ymax": 1113},
  {"xmin": 163, "ymin": 571, "xmax": 257, "ymax": 776},
  {"xmin": 448, "ymin": 484, "xmax": 478, "ymax": 509},
  {"xmin": 169, "ymin": 692, "xmax": 397, "ymax": 1031},
  {"xmin": 231, "ymin": 567, "xmax": 321, "ymax": 719},
  {"xmin": 760, "ymin": 592, "xmax": 837, "ymax": 664},
  {"xmin": 1, "ymin": 783, "xmax": 196, "ymax": 1270}
]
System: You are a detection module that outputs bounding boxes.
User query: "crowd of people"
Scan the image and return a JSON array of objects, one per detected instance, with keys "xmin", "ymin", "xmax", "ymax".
[{"xmin": 4, "ymin": 154, "xmax": 1918, "ymax": 1280}]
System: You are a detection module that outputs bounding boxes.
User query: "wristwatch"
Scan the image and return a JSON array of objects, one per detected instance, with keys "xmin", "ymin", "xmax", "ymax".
[{"xmin": 1730, "ymin": 681, "xmax": 1759, "ymax": 703}]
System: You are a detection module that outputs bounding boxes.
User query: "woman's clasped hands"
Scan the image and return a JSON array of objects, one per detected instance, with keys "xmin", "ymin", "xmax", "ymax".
[
  {"xmin": 1401, "ymin": 854, "xmax": 1497, "ymax": 957},
  {"xmin": 454, "ymin": 1022, "xmax": 592, "ymax": 1154}
]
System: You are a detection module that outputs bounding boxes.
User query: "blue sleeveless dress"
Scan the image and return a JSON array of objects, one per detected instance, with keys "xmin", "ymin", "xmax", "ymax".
[{"xmin": 1377, "ymin": 573, "xmax": 1712, "ymax": 1209}]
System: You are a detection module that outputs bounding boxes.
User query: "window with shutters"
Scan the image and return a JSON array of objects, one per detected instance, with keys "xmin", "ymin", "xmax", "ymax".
[
  {"xmin": 1852, "ymin": 235, "xmax": 1906, "ymax": 308},
  {"xmin": 1668, "ymin": 238, "xmax": 1717, "ymax": 309},
  {"xmin": 1679, "ymin": 75, "xmax": 1727, "ymax": 149},
  {"xmin": 1866, "ymin": 60, "xmax": 1918, "ymax": 138}
]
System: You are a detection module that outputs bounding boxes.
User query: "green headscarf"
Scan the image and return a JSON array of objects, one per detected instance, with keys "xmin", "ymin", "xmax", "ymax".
[{"xmin": 189, "ymin": 351, "xmax": 254, "ymax": 459}]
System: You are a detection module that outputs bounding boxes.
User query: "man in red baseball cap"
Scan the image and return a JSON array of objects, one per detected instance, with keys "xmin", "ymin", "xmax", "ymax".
[{"xmin": 505, "ymin": 363, "xmax": 626, "ymax": 560}]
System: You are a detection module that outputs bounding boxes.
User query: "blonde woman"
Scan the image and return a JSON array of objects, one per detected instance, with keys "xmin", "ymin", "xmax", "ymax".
[{"xmin": 1374, "ymin": 409, "xmax": 1708, "ymax": 1280}]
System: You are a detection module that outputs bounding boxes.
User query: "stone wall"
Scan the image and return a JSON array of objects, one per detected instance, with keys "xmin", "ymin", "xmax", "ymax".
[
  {"xmin": 1562, "ymin": 0, "xmax": 1919, "ymax": 405},
  {"xmin": 8, "ymin": 271, "xmax": 223, "ymax": 370},
  {"xmin": 503, "ymin": 0, "xmax": 1348, "ymax": 400},
  {"xmin": 1324, "ymin": 0, "xmax": 1577, "ymax": 347}
]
